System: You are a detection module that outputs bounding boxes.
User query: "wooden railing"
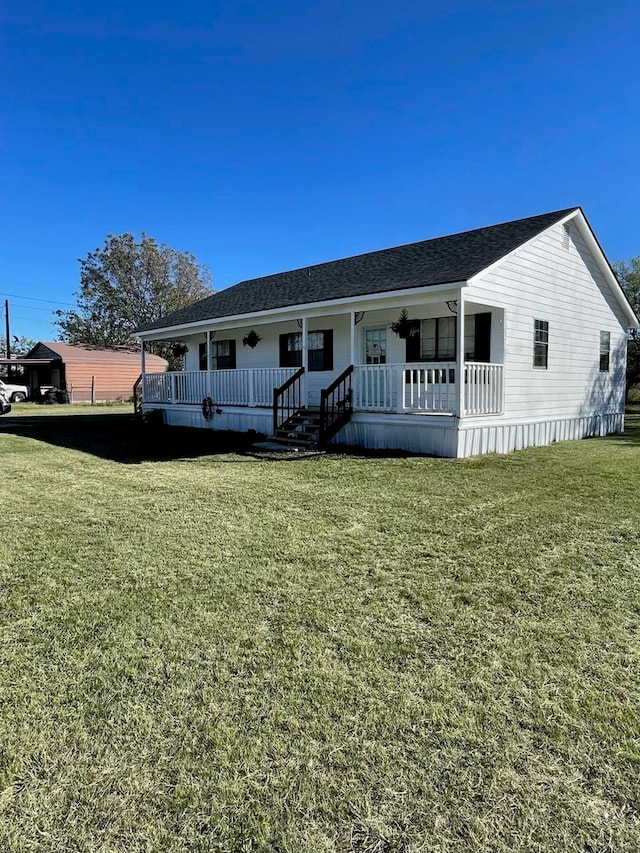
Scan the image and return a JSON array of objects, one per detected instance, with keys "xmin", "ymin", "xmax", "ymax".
[
  {"xmin": 132, "ymin": 373, "xmax": 143, "ymax": 414},
  {"xmin": 353, "ymin": 362, "xmax": 456, "ymax": 412},
  {"xmin": 464, "ymin": 362, "xmax": 504, "ymax": 415},
  {"xmin": 352, "ymin": 362, "xmax": 503, "ymax": 415},
  {"xmin": 143, "ymin": 368, "xmax": 296, "ymax": 407},
  {"xmin": 319, "ymin": 365, "xmax": 353, "ymax": 445},
  {"xmin": 404, "ymin": 363, "xmax": 457, "ymax": 412},
  {"xmin": 273, "ymin": 367, "xmax": 305, "ymax": 435}
]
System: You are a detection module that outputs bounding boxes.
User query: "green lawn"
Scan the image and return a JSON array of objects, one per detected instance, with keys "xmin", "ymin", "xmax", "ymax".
[{"xmin": 1, "ymin": 404, "xmax": 639, "ymax": 852}]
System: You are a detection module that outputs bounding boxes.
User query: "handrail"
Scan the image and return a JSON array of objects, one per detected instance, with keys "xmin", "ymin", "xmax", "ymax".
[
  {"xmin": 133, "ymin": 373, "xmax": 143, "ymax": 414},
  {"xmin": 273, "ymin": 366, "xmax": 305, "ymax": 434},
  {"xmin": 319, "ymin": 364, "xmax": 353, "ymax": 445}
]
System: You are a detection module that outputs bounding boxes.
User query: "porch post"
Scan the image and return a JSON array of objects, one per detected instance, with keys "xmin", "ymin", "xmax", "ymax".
[
  {"xmin": 140, "ymin": 340, "xmax": 146, "ymax": 404},
  {"xmin": 349, "ymin": 311, "xmax": 356, "ymax": 365},
  {"xmin": 301, "ymin": 317, "xmax": 308, "ymax": 408},
  {"xmin": 456, "ymin": 291, "xmax": 465, "ymax": 418},
  {"xmin": 206, "ymin": 330, "xmax": 212, "ymax": 398}
]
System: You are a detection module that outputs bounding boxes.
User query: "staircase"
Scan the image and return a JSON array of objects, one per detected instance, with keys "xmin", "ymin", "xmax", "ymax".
[
  {"xmin": 270, "ymin": 364, "xmax": 354, "ymax": 450},
  {"xmin": 273, "ymin": 407, "xmax": 322, "ymax": 448},
  {"xmin": 133, "ymin": 374, "xmax": 143, "ymax": 416}
]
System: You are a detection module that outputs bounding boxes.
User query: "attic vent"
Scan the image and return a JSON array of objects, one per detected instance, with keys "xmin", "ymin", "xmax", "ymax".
[{"xmin": 562, "ymin": 223, "xmax": 571, "ymax": 250}]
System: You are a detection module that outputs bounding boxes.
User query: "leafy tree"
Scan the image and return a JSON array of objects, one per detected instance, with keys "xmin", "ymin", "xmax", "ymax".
[
  {"xmin": 54, "ymin": 233, "xmax": 213, "ymax": 367},
  {"xmin": 0, "ymin": 335, "xmax": 38, "ymax": 357},
  {"xmin": 613, "ymin": 257, "xmax": 640, "ymax": 397}
]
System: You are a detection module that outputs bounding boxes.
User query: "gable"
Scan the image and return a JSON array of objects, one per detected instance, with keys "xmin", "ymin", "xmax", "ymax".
[
  {"xmin": 468, "ymin": 210, "xmax": 638, "ymax": 331},
  {"xmin": 25, "ymin": 343, "xmax": 63, "ymax": 361}
]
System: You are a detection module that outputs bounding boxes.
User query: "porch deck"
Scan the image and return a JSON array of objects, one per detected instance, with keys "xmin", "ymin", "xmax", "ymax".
[{"xmin": 142, "ymin": 362, "xmax": 504, "ymax": 417}]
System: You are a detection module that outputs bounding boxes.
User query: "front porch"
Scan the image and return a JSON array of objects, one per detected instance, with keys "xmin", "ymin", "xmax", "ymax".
[
  {"xmin": 138, "ymin": 289, "xmax": 506, "ymax": 452},
  {"xmin": 142, "ymin": 361, "xmax": 504, "ymax": 417}
]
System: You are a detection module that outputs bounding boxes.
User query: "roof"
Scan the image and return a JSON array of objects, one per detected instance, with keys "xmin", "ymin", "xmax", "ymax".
[
  {"xmin": 24, "ymin": 342, "xmax": 167, "ymax": 368},
  {"xmin": 138, "ymin": 207, "xmax": 580, "ymax": 333}
]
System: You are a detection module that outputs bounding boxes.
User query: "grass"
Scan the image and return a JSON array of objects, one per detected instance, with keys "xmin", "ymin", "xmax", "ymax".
[{"xmin": 0, "ymin": 404, "xmax": 639, "ymax": 852}]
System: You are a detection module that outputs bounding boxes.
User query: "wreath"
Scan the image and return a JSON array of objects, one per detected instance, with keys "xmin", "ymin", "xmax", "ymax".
[{"xmin": 202, "ymin": 396, "xmax": 214, "ymax": 421}]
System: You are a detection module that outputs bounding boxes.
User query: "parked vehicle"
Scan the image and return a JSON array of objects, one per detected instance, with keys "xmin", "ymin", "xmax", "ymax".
[
  {"xmin": 0, "ymin": 379, "xmax": 29, "ymax": 402},
  {"xmin": 0, "ymin": 387, "xmax": 11, "ymax": 415}
]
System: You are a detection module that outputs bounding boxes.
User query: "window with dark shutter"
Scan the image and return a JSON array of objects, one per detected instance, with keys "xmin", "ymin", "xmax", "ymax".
[
  {"xmin": 406, "ymin": 317, "xmax": 456, "ymax": 362},
  {"xmin": 211, "ymin": 340, "xmax": 236, "ymax": 370},
  {"xmin": 279, "ymin": 333, "xmax": 302, "ymax": 368},
  {"xmin": 308, "ymin": 330, "xmax": 333, "ymax": 371}
]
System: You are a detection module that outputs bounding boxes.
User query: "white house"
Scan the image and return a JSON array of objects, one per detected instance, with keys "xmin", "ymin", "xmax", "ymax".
[{"xmin": 136, "ymin": 207, "xmax": 638, "ymax": 458}]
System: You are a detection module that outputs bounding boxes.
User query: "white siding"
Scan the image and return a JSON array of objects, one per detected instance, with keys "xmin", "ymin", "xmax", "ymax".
[{"xmin": 466, "ymin": 221, "xmax": 628, "ymax": 421}]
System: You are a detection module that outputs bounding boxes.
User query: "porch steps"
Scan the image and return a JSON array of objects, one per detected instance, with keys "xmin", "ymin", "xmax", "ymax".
[{"xmin": 271, "ymin": 407, "xmax": 321, "ymax": 448}]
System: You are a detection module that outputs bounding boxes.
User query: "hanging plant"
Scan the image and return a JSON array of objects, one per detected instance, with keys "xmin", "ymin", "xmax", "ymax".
[
  {"xmin": 390, "ymin": 309, "xmax": 415, "ymax": 339},
  {"xmin": 171, "ymin": 343, "xmax": 188, "ymax": 357},
  {"xmin": 242, "ymin": 330, "xmax": 262, "ymax": 349}
]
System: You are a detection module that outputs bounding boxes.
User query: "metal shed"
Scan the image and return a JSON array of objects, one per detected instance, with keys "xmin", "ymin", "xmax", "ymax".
[{"xmin": 2, "ymin": 342, "xmax": 167, "ymax": 402}]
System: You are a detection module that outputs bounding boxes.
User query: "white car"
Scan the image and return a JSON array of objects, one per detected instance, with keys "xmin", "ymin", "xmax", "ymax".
[
  {"xmin": 0, "ymin": 379, "xmax": 29, "ymax": 402},
  {"xmin": 0, "ymin": 386, "xmax": 11, "ymax": 415}
]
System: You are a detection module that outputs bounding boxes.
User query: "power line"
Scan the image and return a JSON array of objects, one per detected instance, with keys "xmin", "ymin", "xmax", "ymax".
[
  {"xmin": 0, "ymin": 291, "xmax": 76, "ymax": 307},
  {"xmin": 1, "ymin": 303, "xmax": 61, "ymax": 314}
]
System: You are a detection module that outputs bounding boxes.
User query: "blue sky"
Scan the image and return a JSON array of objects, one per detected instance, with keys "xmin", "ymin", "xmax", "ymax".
[{"xmin": 2, "ymin": 0, "xmax": 639, "ymax": 340}]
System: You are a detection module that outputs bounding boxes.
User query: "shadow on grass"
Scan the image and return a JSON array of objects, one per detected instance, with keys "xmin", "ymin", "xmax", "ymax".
[
  {"xmin": 2, "ymin": 406, "xmax": 639, "ymax": 463},
  {"xmin": 0, "ymin": 412, "xmax": 273, "ymax": 464},
  {"xmin": 605, "ymin": 404, "xmax": 640, "ymax": 446}
]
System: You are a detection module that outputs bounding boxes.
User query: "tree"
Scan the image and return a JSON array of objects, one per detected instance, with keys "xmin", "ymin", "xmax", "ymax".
[
  {"xmin": 54, "ymin": 233, "xmax": 213, "ymax": 366},
  {"xmin": 613, "ymin": 257, "xmax": 640, "ymax": 398},
  {"xmin": 0, "ymin": 335, "xmax": 38, "ymax": 357}
]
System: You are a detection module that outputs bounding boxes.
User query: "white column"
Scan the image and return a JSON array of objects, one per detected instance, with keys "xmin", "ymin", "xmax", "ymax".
[
  {"xmin": 206, "ymin": 331, "xmax": 212, "ymax": 398},
  {"xmin": 456, "ymin": 291, "xmax": 465, "ymax": 418},
  {"xmin": 350, "ymin": 311, "xmax": 356, "ymax": 365},
  {"xmin": 140, "ymin": 341, "xmax": 146, "ymax": 404},
  {"xmin": 301, "ymin": 317, "xmax": 308, "ymax": 408}
]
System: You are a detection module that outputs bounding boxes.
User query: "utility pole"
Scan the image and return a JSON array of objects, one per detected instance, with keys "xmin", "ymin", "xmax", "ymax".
[{"xmin": 4, "ymin": 300, "xmax": 9, "ymax": 359}]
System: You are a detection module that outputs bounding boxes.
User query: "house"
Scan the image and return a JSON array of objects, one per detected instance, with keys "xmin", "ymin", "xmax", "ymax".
[
  {"xmin": 136, "ymin": 208, "xmax": 638, "ymax": 457},
  {"xmin": 11, "ymin": 342, "xmax": 167, "ymax": 402}
]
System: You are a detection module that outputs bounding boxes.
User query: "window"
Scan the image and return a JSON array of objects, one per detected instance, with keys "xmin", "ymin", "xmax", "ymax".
[
  {"xmin": 533, "ymin": 320, "xmax": 549, "ymax": 368},
  {"xmin": 599, "ymin": 331, "xmax": 610, "ymax": 372},
  {"xmin": 365, "ymin": 328, "xmax": 387, "ymax": 364},
  {"xmin": 198, "ymin": 339, "xmax": 236, "ymax": 370},
  {"xmin": 279, "ymin": 330, "xmax": 333, "ymax": 371},
  {"xmin": 279, "ymin": 332, "xmax": 302, "ymax": 368},
  {"xmin": 308, "ymin": 330, "xmax": 333, "ymax": 371},
  {"xmin": 406, "ymin": 316, "xmax": 456, "ymax": 362}
]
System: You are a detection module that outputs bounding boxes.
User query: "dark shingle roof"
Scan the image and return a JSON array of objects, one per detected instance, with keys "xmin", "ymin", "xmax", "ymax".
[{"xmin": 138, "ymin": 208, "xmax": 578, "ymax": 333}]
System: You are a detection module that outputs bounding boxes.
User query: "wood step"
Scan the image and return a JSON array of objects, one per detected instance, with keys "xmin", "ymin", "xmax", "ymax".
[
  {"xmin": 275, "ymin": 428, "xmax": 320, "ymax": 440},
  {"xmin": 270, "ymin": 436, "xmax": 319, "ymax": 448}
]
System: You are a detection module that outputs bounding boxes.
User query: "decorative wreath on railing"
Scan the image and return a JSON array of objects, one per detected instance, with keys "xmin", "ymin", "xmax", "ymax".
[{"xmin": 202, "ymin": 396, "xmax": 214, "ymax": 421}]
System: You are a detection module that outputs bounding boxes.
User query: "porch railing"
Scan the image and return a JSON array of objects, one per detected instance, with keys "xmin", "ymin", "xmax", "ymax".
[
  {"xmin": 319, "ymin": 365, "xmax": 353, "ymax": 445},
  {"xmin": 273, "ymin": 367, "xmax": 305, "ymax": 434},
  {"xmin": 464, "ymin": 362, "xmax": 504, "ymax": 415},
  {"xmin": 353, "ymin": 362, "xmax": 503, "ymax": 415},
  {"xmin": 353, "ymin": 362, "xmax": 457, "ymax": 412},
  {"xmin": 143, "ymin": 368, "xmax": 296, "ymax": 407}
]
